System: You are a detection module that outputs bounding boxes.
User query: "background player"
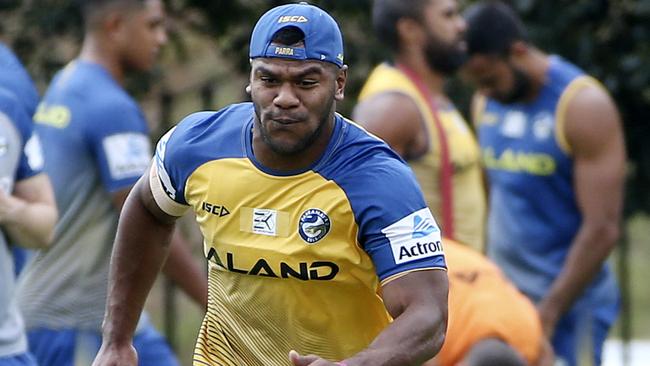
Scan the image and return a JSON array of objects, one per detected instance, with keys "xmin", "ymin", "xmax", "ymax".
[
  {"xmin": 423, "ymin": 239, "xmax": 554, "ymax": 366},
  {"xmin": 17, "ymin": 0, "xmax": 207, "ymax": 365},
  {"xmin": 0, "ymin": 41, "xmax": 43, "ymax": 275},
  {"xmin": 0, "ymin": 87, "xmax": 57, "ymax": 365},
  {"xmin": 354, "ymin": 0, "xmax": 486, "ymax": 251},
  {"xmin": 463, "ymin": 2, "xmax": 625, "ymax": 365}
]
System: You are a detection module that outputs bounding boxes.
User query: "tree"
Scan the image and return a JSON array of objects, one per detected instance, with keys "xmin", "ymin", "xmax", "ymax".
[{"xmin": 4, "ymin": 0, "xmax": 649, "ymax": 215}]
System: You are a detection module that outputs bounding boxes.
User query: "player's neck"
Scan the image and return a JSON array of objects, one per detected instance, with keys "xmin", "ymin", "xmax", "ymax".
[
  {"xmin": 252, "ymin": 113, "xmax": 336, "ymax": 172},
  {"xmin": 395, "ymin": 53, "xmax": 446, "ymax": 98},
  {"xmin": 517, "ymin": 48, "xmax": 551, "ymax": 102},
  {"xmin": 79, "ymin": 34, "xmax": 125, "ymax": 85}
]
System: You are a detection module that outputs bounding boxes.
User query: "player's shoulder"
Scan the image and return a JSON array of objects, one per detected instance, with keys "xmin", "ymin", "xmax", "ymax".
[
  {"xmin": 0, "ymin": 87, "xmax": 30, "ymax": 136},
  {"xmin": 0, "ymin": 87, "xmax": 20, "ymax": 112},
  {"xmin": 49, "ymin": 61, "xmax": 133, "ymax": 108},
  {"xmin": 546, "ymin": 56, "xmax": 597, "ymax": 97},
  {"xmin": 323, "ymin": 116, "xmax": 420, "ymax": 193},
  {"xmin": 159, "ymin": 102, "xmax": 252, "ymax": 165}
]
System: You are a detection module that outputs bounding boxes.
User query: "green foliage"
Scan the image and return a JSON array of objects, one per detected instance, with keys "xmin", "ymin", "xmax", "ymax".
[
  {"xmin": 4, "ymin": 0, "xmax": 650, "ymax": 214},
  {"xmin": 498, "ymin": 0, "xmax": 650, "ymax": 214}
]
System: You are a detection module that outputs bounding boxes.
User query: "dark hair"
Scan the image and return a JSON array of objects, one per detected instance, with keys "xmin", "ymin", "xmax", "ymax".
[
  {"xmin": 463, "ymin": 338, "xmax": 527, "ymax": 366},
  {"xmin": 372, "ymin": 0, "xmax": 431, "ymax": 51},
  {"xmin": 271, "ymin": 26, "xmax": 305, "ymax": 46},
  {"xmin": 464, "ymin": 1, "xmax": 528, "ymax": 57},
  {"xmin": 78, "ymin": 0, "xmax": 145, "ymax": 30}
]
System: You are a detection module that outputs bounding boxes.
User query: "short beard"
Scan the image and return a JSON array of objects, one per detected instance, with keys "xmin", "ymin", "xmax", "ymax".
[
  {"xmin": 253, "ymin": 95, "xmax": 335, "ymax": 156},
  {"xmin": 424, "ymin": 35, "xmax": 467, "ymax": 75},
  {"xmin": 498, "ymin": 64, "xmax": 532, "ymax": 104}
]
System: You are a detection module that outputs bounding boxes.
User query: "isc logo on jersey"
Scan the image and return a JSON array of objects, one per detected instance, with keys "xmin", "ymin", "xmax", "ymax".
[{"xmin": 381, "ymin": 208, "xmax": 444, "ymax": 265}]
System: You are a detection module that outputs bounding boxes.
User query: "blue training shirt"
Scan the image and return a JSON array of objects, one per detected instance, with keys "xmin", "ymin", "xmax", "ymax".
[
  {"xmin": 476, "ymin": 56, "xmax": 619, "ymax": 311},
  {"xmin": 0, "ymin": 87, "xmax": 43, "ymax": 358},
  {"xmin": 17, "ymin": 60, "xmax": 153, "ymax": 331}
]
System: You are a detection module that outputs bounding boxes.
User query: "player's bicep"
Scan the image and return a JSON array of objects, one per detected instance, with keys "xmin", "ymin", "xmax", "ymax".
[
  {"xmin": 353, "ymin": 93, "xmax": 422, "ymax": 158},
  {"xmin": 381, "ymin": 269, "xmax": 448, "ymax": 320},
  {"xmin": 13, "ymin": 173, "xmax": 56, "ymax": 209},
  {"xmin": 565, "ymin": 86, "xmax": 625, "ymax": 221},
  {"xmin": 146, "ymin": 126, "xmax": 193, "ymax": 220},
  {"xmin": 147, "ymin": 162, "xmax": 189, "ymax": 220},
  {"xmin": 130, "ymin": 166, "xmax": 179, "ymax": 225}
]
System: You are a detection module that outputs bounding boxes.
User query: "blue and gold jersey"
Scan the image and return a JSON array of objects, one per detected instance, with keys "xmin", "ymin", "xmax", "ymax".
[
  {"xmin": 151, "ymin": 103, "xmax": 446, "ymax": 365},
  {"xmin": 475, "ymin": 56, "xmax": 618, "ymax": 306}
]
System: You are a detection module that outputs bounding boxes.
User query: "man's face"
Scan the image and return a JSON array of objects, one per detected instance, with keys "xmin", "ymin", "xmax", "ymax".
[
  {"xmin": 118, "ymin": 0, "xmax": 167, "ymax": 72},
  {"xmin": 462, "ymin": 54, "xmax": 532, "ymax": 103},
  {"xmin": 420, "ymin": 0, "xmax": 467, "ymax": 75},
  {"xmin": 249, "ymin": 58, "xmax": 346, "ymax": 156}
]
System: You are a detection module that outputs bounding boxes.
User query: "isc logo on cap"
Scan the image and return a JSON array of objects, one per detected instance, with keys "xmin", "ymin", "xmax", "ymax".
[{"xmin": 278, "ymin": 15, "xmax": 308, "ymax": 23}]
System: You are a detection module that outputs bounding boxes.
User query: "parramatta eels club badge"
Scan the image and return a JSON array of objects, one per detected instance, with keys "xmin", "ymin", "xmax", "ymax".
[{"xmin": 298, "ymin": 208, "xmax": 331, "ymax": 244}]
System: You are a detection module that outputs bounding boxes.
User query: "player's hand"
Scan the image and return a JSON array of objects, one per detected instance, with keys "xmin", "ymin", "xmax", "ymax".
[
  {"xmin": 536, "ymin": 301, "xmax": 560, "ymax": 339},
  {"xmin": 91, "ymin": 343, "xmax": 137, "ymax": 366},
  {"xmin": 0, "ymin": 189, "xmax": 17, "ymax": 224},
  {"xmin": 289, "ymin": 350, "xmax": 341, "ymax": 366},
  {"xmin": 534, "ymin": 338, "xmax": 556, "ymax": 366}
]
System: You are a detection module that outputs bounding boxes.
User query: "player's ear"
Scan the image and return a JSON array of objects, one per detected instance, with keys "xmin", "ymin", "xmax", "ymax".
[{"xmin": 245, "ymin": 84, "xmax": 252, "ymax": 94}]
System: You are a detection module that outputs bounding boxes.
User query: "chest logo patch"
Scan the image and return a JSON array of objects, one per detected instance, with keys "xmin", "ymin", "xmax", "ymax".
[
  {"xmin": 298, "ymin": 208, "xmax": 331, "ymax": 244},
  {"xmin": 253, "ymin": 208, "xmax": 278, "ymax": 236}
]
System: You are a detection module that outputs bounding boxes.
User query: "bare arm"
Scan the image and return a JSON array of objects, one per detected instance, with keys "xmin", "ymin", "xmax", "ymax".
[
  {"xmin": 93, "ymin": 173, "xmax": 179, "ymax": 366},
  {"xmin": 112, "ymin": 185, "xmax": 207, "ymax": 309},
  {"xmin": 290, "ymin": 270, "xmax": 449, "ymax": 366},
  {"xmin": 537, "ymin": 85, "xmax": 625, "ymax": 336},
  {"xmin": 162, "ymin": 228, "xmax": 208, "ymax": 309},
  {"xmin": 470, "ymin": 93, "xmax": 490, "ymax": 214},
  {"xmin": 0, "ymin": 173, "xmax": 57, "ymax": 248},
  {"xmin": 353, "ymin": 93, "xmax": 427, "ymax": 159}
]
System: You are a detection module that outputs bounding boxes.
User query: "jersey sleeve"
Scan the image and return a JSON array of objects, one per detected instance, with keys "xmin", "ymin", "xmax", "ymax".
[
  {"xmin": 149, "ymin": 112, "xmax": 216, "ymax": 217},
  {"xmin": 16, "ymin": 129, "xmax": 44, "ymax": 181},
  {"xmin": 84, "ymin": 99, "xmax": 152, "ymax": 193},
  {"xmin": 0, "ymin": 90, "xmax": 44, "ymax": 181},
  {"xmin": 344, "ymin": 155, "xmax": 446, "ymax": 284},
  {"xmin": 149, "ymin": 126, "xmax": 190, "ymax": 216}
]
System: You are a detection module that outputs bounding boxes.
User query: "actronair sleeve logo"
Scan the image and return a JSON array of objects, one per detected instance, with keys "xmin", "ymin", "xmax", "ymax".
[{"xmin": 381, "ymin": 208, "xmax": 444, "ymax": 265}]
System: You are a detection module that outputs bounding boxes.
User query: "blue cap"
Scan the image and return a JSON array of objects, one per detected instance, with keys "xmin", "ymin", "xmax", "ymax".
[{"xmin": 249, "ymin": 2, "xmax": 344, "ymax": 68}]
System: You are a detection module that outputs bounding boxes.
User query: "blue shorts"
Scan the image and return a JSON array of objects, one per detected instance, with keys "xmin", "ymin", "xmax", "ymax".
[
  {"xmin": 551, "ymin": 289, "xmax": 620, "ymax": 366},
  {"xmin": 0, "ymin": 353, "xmax": 37, "ymax": 366},
  {"xmin": 27, "ymin": 324, "xmax": 179, "ymax": 366},
  {"xmin": 11, "ymin": 246, "xmax": 31, "ymax": 277}
]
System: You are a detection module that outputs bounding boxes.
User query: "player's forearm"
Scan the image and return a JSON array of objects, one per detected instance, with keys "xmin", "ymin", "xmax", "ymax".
[
  {"xmin": 1, "ymin": 195, "xmax": 56, "ymax": 249},
  {"xmin": 102, "ymin": 189, "xmax": 175, "ymax": 345},
  {"xmin": 344, "ymin": 301, "xmax": 446, "ymax": 366},
  {"xmin": 162, "ymin": 228, "xmax": 208, "ymax": 309},
  {"xmin": 540, "ymin": 220, "xmax": 619, "ymax": 322}
]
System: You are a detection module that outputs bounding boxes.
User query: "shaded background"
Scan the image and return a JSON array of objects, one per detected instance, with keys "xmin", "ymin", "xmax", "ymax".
[{"xmin": 1, "ymin": 0, "xmax": 649, "ymax": 364}]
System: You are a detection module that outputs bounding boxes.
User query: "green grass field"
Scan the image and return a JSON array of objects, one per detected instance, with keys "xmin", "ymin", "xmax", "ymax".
[{"xmin": 610, "ymin": 214, "xmax": 650, "ymax": 339}]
